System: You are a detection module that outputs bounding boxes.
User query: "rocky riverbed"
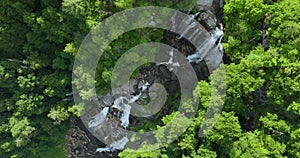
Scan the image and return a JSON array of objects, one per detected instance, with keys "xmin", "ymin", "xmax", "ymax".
[{"xmin": 66, "ymin": 0, "xmax": 225, "ymax": 157}]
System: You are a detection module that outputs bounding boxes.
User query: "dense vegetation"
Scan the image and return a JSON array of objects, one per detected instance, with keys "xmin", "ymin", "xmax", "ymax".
[{"xmin": 0, "ymin": 0, "xmax": 299, "ymax": 157}]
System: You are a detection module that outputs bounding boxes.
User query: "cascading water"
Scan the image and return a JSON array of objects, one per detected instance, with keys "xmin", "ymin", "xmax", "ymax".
[
  {"xmin": 90, "ymin": 1, "xmax": 224, "ymax": 153},
  {"xmin": 176, "ymin": 12, "xmax": 201, "ymax": 40},
  {"xmin": 170, "ymin": 6, "xmax": 224, "ymax": 71},
  {"xmin": 96, "ymin": 137, "xmax": 129, "ymax": 153},
  {"xmin": 159, "ymin": 48, "xmax": 181, "ymax": 72},
  {"xmin": 94, "ymin": 80, "xmax": 150, "ymax": 152},
  {"xmin": 187, "ymin": 27, "xmax": 224, "ymax": 64},
  {"xmin": 88, "ymin": 107, "xmax": 109, "ymax": 128}
]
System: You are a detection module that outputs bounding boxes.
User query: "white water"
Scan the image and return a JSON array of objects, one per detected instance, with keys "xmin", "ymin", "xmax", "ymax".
[
  {"xmin": 129, "ymin": 93, "xmax": 141, "ymax": 103},
  {"xmin": 92, "ymin": 5, "xmax": 224, "ymax": 153},
  {"xmin": 96, "ymin": 137, "xmax": 129, "ymax": 153},
  {"xmin": 120, "ymin": 103, "xmax": 131, "ymax": 128},
  {"xmin": 178, "ymin": 21, "xmax": 197, "ymax": 39},
  {"xmin": 159, "ymin": 49, "xmax": 181, "ymax": 72},
  {"xmin": 170, "ymin": 9, "xmax": 224, "ymax": 71},
  {"xmin": 111, "ymin": 96, "xmax": 131, "ymax": 128},
  {"xmin": 110, "ymin": 81, "xmax": 150, "ymax": 129},
  {"xmin": 188, "ymin": 26, "xmax": 203, "ymax": 42},
  {"xmin": 96, "ymin": 147, "xmax": 111, "ymax": 152},
  {"xmin": 110, "ymin": 137, "xmax": 129, "ymax": 150},
  {"xmin": 148, "ymin": 13, "xmax": 156, "ymax": 27},
  {"xmin": 189, "ymin": 12, "xmax": 200, "ymax": 19},
  {"xmin": 112, "ymin": 96, "xmax": 127, "ymax": 110},
  {"xmin": 186, "ymin": 27, "xmax": 224, "ymax": 68},
  {"xmin": 88, "ymin": 107, "xmax": 109, "ymax": 128},
  {"xmin": 141, "ymin": 82, "xmax": 150, "ymax": 91},
  {"xmin": 176, "ymin": 12, "xmax": 200, "ymax": 40}
]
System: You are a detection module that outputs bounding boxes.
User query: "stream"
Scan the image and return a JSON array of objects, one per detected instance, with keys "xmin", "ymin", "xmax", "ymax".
[{"xmin": 66, "ymin": 0, "xmax": 225, "ymax": 157}]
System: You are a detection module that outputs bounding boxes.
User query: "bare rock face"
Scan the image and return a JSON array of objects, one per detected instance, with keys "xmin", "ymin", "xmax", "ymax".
[
  {"xmin": 66, "ymin": 118, "xmax": 118, "ymax": 158},
  {"xmin": 197, "ymin": 9, "xmax": 217, "ymax": 30},
  {"xmin": 261, "ymin": 13, "xmax": 270, "ymax": 51},
  {"xmin": 196, "ymin": 0, "xmax": 224, "ymax": 30},
  {"xmin": 197, "ymin": 0, "xmax": 214, "ymax": 7},
  {"xmin": 161, "ymin": 29, "xmax": 210, "ymax": 80}
]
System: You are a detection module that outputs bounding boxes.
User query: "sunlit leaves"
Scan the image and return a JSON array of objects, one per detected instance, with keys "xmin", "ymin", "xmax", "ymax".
[
  {"xmin": 189, "ymin": 147, "xmax": 217, "ymax": 158},
  {"xmin": 64, "ymin": 42, "xmax": 78, "ymax": 55},
  {"xmin": 223, "ymin": 0, "xmax": 267, "ymax": 60},
  {"xmin": 17, "ymin": 74, "xmax": 37, "ymax": 89},
  {"xmin": 230, "ymin": 131, "xmax": 286, "ymax": 158},
  {"xmin": 48, "ymin": 106, "xmax": 70, "ymax": 125},
  {"xmin": 9, "ymin": 117, "xmax": 35, "ymax": 147},
  {"xmin": 259, "ymin": 113, "xmax": 291, "ymax": 133},
  {"xmin": 115, "ymin": 0, "xmax": 135, "ymax": 9},
  {"xmin": 15, "ymin": 94, "xmax": 44, "ymax": 116},
  {"xmin": 62, "ymin": 0, "xmax": 86, "ymax": 15},
  {"xmin": 205, "ymin": 112, "xmax": 242, "ymax": 142},
  {"xmin": 287, "ymin": 101, "xmax": 300, "ymax": 115}
]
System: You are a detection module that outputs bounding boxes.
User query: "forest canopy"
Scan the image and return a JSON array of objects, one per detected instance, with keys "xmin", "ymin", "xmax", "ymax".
[{"xmin": 0, "ymin": 0, "xmax": 299, "ymax": 157}]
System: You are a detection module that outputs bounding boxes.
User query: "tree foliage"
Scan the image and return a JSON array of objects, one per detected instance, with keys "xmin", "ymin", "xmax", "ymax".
[{"xmin": 0, "ymin": 0, "xmax": 299, "ymax": 157}]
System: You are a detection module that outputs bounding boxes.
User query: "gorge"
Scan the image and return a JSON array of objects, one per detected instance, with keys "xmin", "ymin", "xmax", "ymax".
[{"xmin": 67, "ymin": 0, "xmax": 225, "ymax": 157}]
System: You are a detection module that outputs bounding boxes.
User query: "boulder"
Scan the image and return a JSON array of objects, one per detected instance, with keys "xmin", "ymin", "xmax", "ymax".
[{"xmin": 197, "ymin": 0, "xmax": 214, "ymax": 7}]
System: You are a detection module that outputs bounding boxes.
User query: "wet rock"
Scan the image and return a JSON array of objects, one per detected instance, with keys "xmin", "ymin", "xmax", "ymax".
[
  {"xmin": 197, "ymin": 0, "xmax": 214, "ymax": 7},
  {"xmin": 196, "ymin": 0, "xmax": 224, "ymax": 30},
  {"xmin": 67, "ymin": 1, "xmax": 226, "ymax": 157},
  {"xmin": 197, "ymin": 10, "xmax": 217, "ymax": 30},
  {"xmin": 261, "ymin": 13, "xmax": 270, "ymax": 51},
  {"xmin": 66, "ymin": 118, "xmax": 118, "ymax": 158}
]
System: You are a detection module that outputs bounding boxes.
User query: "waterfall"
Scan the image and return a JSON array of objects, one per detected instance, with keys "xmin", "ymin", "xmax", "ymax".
[
  {"xmin": 186, "ymin": 27, "xmax": 224, "ymax": 68},
  {"xmin": 96, "ymin": 137, "xmax": 129, "ymax": 153},
  {"xmin": 177, "ymin": 12, "xmax": 200, "ymax": 40},
  {"xmin": 88, "ymin": 107, "xmax": 109, "ymax": 128},
  {"xmin": 91, "ymin": 80, "xmax": 151, "ymax": 153},
  {"xmin": 90, "ymin": 3, "xmax": 224, "ymax": 153},
  {"xmin": 177, "ymin": 21, "xmax": 197, "ymax": 39},
  {"xmin": 112, "ymin": 96, "xmax": 131, "ymax": 128},
  {"xmin": 109, "ymin": 81, "xmax": 150, "ymax": 129},
  {"xmin": 189, "ymin": 12, "xmax": 200, "ymax": 19},
  {"xmin": 120, "ymin": 103, "xmax": 131, "ymax": 128},
  {"xmin": 159, "ymin": 49, "xmax": 181, "ymax": 72},
  {"xmin": 169, "ymin": 1, "xmax": 224, "ymax": 71}
]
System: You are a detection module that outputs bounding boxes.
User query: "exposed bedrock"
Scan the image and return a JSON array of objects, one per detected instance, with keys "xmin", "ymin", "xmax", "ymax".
[{"xmin": 67, "ymin": 0, "xmax": 225, "ymax": 157}]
